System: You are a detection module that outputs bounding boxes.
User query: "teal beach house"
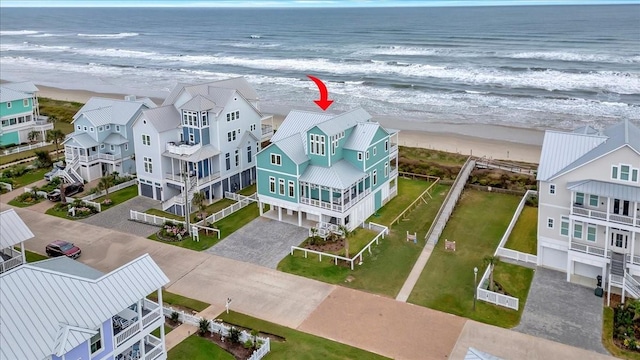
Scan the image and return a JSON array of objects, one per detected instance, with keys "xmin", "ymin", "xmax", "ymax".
[
  {"xmin": 0, "ymin": 81, "xmax": 52, "ymax": 146},
  {"xmin": 256, "ymin": 108, "xmax": 399, "ymax": 230}
]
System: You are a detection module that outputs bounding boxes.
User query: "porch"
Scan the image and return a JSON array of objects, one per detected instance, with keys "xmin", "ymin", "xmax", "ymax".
[
  {"xmin": 115, "ymin": 334, "xmax": 164, "ymax": 360},
  {"xmin": 262, "ymin": 207, "xmax": 317, "ymax": 228},
  {"xmin": 0, "ymin": 247, "xmax": 24, "ymax": 273},
  {"xmin": 568, "ymin": 180, "xmax": 640, "ymax": 228},
  {"xmin": 162, "ymin": 146, "xmax": 221, "ymax": 188},
  {"xmin": 113, "ymin": 298, "xmax": 163, "ymax": 349}
]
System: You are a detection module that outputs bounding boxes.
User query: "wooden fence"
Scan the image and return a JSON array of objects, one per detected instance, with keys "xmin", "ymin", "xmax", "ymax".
[
  {"xmin": 399, "ymin": 172, "xmax": 440, "ymax": 182},
  {"xmin": 390, "ymin": 177, "xmax": 440, "ymax": 226}
]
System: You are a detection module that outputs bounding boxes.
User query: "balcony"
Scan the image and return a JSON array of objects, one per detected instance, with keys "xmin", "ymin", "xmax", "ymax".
[
  {"xmin": 166, "ymin": 141, "xmax": 201, "ymax": 156},
  {"xmin": 261, "ymin": 124, "xmax": 274, "ymax": 141},
  {"xmin": 572, "ymin": 204, "xmax": 640, "ymax": 227},
  {"xmin": 389, "ymin": 143, "xmax": 398, "ymax": 157},
  {"xmin": 0, "ymin": 248, "xmax": 23, "ymax": 273},
  {"xmin": 71, "ymin": 152, "xmax": 121, "ymax": 163},
  {"xmin": 570, "ymin": 241, "xmax": 640, "ymax": 266},
  {"xmin": 116, "ymin": 334, "xmax": 164, "ymax": 360},
  {"xmin": 113, "ymin": 299, "xmax": 163, "ymax": 348},
  {"xmin": 300, "ymin": 188, "xmax": 372, "ymax": 213}
]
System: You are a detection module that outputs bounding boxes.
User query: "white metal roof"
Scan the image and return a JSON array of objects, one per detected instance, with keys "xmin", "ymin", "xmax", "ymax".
[
  {"xmin": 0, "ymin": 254, "xmax": 169, "ymax": 360},
  {"xmin": 271, "ymin": 110, "xmax": 332, "ymax": 143},
  {"xmin": 343, "ymin": 122, "xmax": 386, "ymax": 151},
  {"xmin": 162, "ymin": 144, "xmax": 220, "ymax": 162},
  {"xmin": 0, "ymin": 209, "xmax": 34, "ymax": 249},
  {"xmin": 163, "ymin": 77, "xmax": 258, "ymax": 107},
  {"xmin": 103, "ymin": 133, "xmax": 128, "ymax": 145},
  {"xmin": 181, "ymin": 95, "xmax": 216, "ymax": 112},
  {"xmin": 140, "ymin": 105, "xmax": 180, "ymax": 133},
  {"xmin": 62, "ymin": 132, "xmax": 99, "ymax": 148},
  {"xmin": 30, "ymin": 257, "xmax": 104, "ymax": 279},
  {"xmin": 74, "ymin": 97, "xmax": 152, "ymax": 126},
  {"xmin": 315, "ymin": 107, "xmax": 372, "ymax": 137},
  {"xmin": 299, "ymin": 160, "xmax": 367, "ymax": 189},
  {"xmin": 567, "ymin": 180, "xmax": 640, "ymax": 202},
  {"xmin": 272, "ymin": 135, "xmax": 309, "ymax": 165},
  {"xmin": 2, "ymin": 81, "xmax": 39, "ymax": 94},
  {"xmin": 0, "ymin": 86, "xmax": 29, "ymax": 103}
]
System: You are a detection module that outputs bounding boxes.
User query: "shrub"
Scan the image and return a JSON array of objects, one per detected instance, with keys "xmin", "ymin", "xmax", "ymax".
[
  {"xmin": 13, "ymin": 191, "xmax": 44, "ymax": 204},
  {"xmin": 244, "ymin": 339, "xmax": 253, "ymax": 349},
  {"xmin": 170, "ymin": 311, "xmax": 180, "ymax": 324},
  {"xmin": 228, "ymin": 326, "xmax": 241, "ymax": 344},
  {"xmin": 0, "ymin": 177, "xmax": 14, "ymax": 185},
  {"xmin": 198, "ymin": 318, "xmax": 210, "ymax": 336},
  {"xmin": 34, "ymin": 150, "xmax": 53, "ymax": 169}
]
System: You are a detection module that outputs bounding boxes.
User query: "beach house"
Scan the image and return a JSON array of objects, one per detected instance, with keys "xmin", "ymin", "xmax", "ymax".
[
  {"xmin": 62, "ymin": 96, "xmax": 156, "ymax": 183},
  {"xmin": 0, "ymin": 253, "xmax": 170, "ymax": 360},
  {"xmin": 536, "ymin": 120, "xmax": 640, "ymax": 298},
  {"xmin": 0, "ymin": 81, "xmax": 52, "ymax": 146},
  {"xmin": 256, "ymin": 108, "xmax": 399, "ymax": 231},
  {"xmin": 0, "ymin": 208, "xmax": 32, "ymax": 273}
]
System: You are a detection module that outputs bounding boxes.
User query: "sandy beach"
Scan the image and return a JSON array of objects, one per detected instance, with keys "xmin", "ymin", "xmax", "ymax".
[{"xmin": 35, "ymin": 84, "xmax": 543, "ymax": 164}]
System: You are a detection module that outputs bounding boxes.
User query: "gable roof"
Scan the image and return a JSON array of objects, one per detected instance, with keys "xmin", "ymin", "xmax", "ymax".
[
  {"xmin": 0, "ymin": 209, "xmax": 34, "ymax": 249},
  {"xmin": 62, "ymin": 132, "xmax": 99, "ymax": 148},
  {"xmin": 73, "ymin": 97, "xmax": 154, "ymax": 126},
  {"xmin": 163, "ymin": 77, "xmax": 258, "ymax": 107},
  {"xmin": 315, "ymin": 108, "xmax": 372, "ymax": 137},
  {"xmin": 538, "ymin": 120, "xmax": 640, "ymax": 181},
  {"xmin": 343, "ymin": 122, "xmax": 388, "ymax": 151},
  {"xmin": 2, "ymin": 81, "xmax": 39, "ymax": 94},
  {"xmin": 181, "ymin": 94, "xmax": 216, "ymax": 112},
  {"xmin": 567, "ymin": 180, "xmax": 640, "ymax": 202},
  {"xmin": 139, "ymin": 105, "xmax": 180, "ymax": 133},
  {"xmin": 270, "ymin": 110, "xmax": 333, "ymax": 144},
  {"xmin": 0, "ymin": 86, "xmax": 29, "ymax": 103},
  {"xmin": 272, "ymin": 135, "xmax": 309, "ymax": 165},
  {"xmin": 0, "ymin": 254, "xmax": 168, "ymax": 360}
]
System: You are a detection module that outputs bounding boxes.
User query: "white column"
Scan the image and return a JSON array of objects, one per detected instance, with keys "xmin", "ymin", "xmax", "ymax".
[
  {"xmin": 298, "ymin": 210, "xmax": 302, "ymax": 227},
  {"xmin": 259, "ymin": 201, "xmax": 263, "ymax": 215},
  {"xmin": 604, "ymin": 225, "xmax": 609, "ymax": 258},
  {"xmin": 606, "ymin": 197, "xmax": 611, "ymax": 221},
  {"xmin": 329, "ymin": 187, "xmax": 333, "ymax": 211},
  {"xmin": 158, "ymin": 288, "xmax": 166, "ymax": 353},
  {"xmin": 566, "ymin": 256, "xmax": 572, "ymax": 282},
  {"xmin": 278, "ymin": 206, "xmax": 282, "ymax": 221},
  {"xmin": 632, "ymin": 231, "xmax": 637, "ymax": 264},
  {"xmin": 19, "ymin": 242, "xmax": 25, "ymax": 263}
]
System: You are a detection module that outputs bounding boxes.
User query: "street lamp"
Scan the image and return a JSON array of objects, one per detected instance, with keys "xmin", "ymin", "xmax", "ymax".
[{"xmin": 473, "ymin": 267, "xmax": 478, "ymax": 311}]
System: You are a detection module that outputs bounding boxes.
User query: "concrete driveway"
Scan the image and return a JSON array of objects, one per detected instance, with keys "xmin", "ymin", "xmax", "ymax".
[
  {"xmin": 206, "ymin": 216, "xmax": 308, "ymax": 268},
  {"xmin": 514, "ymin": 267, "xmax": 608, "ymax": 354},
  {"xmin": 80, "ymin": 196, "xmax": 161, "ymax": 237}
]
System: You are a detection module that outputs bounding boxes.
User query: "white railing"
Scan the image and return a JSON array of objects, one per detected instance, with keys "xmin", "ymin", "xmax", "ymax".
[
  {"xmin": 496, "ymin": 247, "xmax": 538, "ymax": 265},
  {"xmin": 572, "ymin": 205, "xmax": 638, "ymax": 227},
  {"xmin": 0, "ymin": 248, "xmax": 23, "ymax": 273},
  {"xmin": 2, "ymin": 141, "xmax": 51, "ymax": 155},
  {"xmin": 166, "ymin": 142, "xmax": 201, "ymax": 156},
  {"xmin": 129, "ymin": 210, "xmax": 185, "ymax": 226},
  {"xmin": 389, "ymin": 143, "xmax": 398, "ymax": 156},
  {"xmin": 299, "ymin": 188, "xmax": 372, "ymax": 213},
  {"xmin": 203, "ymin": 193, "xmax": 256, "ymax": 224},
  {"xmin": 569, "ymin": 241, "xmax": 607, "ymax": 257},
  {"xmin": 224, "ymin": 191, "xmax": 257, "ymax": 202},
  {"xmin": 0, "ymin": 182, "xmax": 12, "ymax": 191},
  {"xmin": 144, "ymin": 341, "xmax": 163, "ymax": 360},
  {"xmin": 82, "ymin": 179, "xmax": 137, "ymax": 201},
  {"xmin": 164, "ymin": 173, "xmax": 184, "ymax": 183},
  {"xmin": 477, "ymin": 286, "xmax": 519, "ymax": 310},
  {"xmin": 390, "ymin": 168, "xmax": 399, "ymax": 179},
  {"xmin": 114, "ymin": 305, "xmax": 162, "ymax": 348},
  {"xmin": 292, "ymin": 222, "xmax": 388, "ymax": 270},
  {"xmin": 162, "ymin": 305, "xmax": 270, "ymax": 360},
  {"xmin": 496, "ymin": 190, "xmax": 536, "ymax": 249},
  {"xmin": 625, "ymin": 272, "xmax": 640, "ymax": 298},
  {"xmin": 197, "ymin": 172, "xmax": 221, "ymax": 185},
  {"xmin": 66, "ymin": 197, "xmax": 101, "ymax": 212},
  {"xmin": 115, "ymin": 322, "xmax": 141, "ymax": 347}
]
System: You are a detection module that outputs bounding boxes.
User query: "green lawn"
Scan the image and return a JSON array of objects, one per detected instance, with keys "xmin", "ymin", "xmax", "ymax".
[
  {"xmin": 218, "ymin": 311, "xmax": 389, "ymax": 360},
  {"xmin": 2, "ymin": 167, "xmax": 48, "ymax": 188},
  {"xmin": 303, "ymin": 228, "xmax": 378, "ymax": 257},
  {"xmin": 20, "ymin": 249, "xmax": 48, "ymax": 262},
  {"xmin": 8, "ymin": 198, "xmax": 44, "ymax": 207},
  {"xmin": 145, "ymin": 208, "xmax": 185, "ymax": 221},
  {"xmin": 504, "ymin": 206, "xmax": 538, "ymax": 255},
  {"xmin": 0, "ymin": 120, "xmax": 74, "ymax": 165},
  {"xmin": 278, "ymin": 180, "xmax": 449, "ymax": 297},
  {"xmin": 147, "ymin": 289, "xmax": 209, "ymax": 312},
  {"xmin": 407, "ymin": 190, "xmax": 534, "ymax": 328},
  {"xmin": 94, "ymin": 185, "xmax": 138, "ymax": 208},
  {"xmin": 603, "ymin": 307, "xmax": 640, "ymax": 359},
  {"xmin": 151, "ymin": 324, "xmax": 174, "ymax": 338},
  {"xmin": 238, "ymin": 183, "xmax": 256, "ymax": 196},
  {"xmin": 148, "ymin": 203, "xmax": 261, "ymax": 251},
  {"xmin": 167, "ymin": 334, "xmax": 234, "ymax": 360}
]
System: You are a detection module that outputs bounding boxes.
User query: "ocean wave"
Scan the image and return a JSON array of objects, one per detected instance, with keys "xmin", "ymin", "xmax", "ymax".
[
  {"xmin": 28, "ymin": 33, "xmax": 61, "ymax": 38},
  {"xmin": 226, "ymin": 41, "xmax": 281, "ymax": 49},
  {"xmin": 507, "ymin": 51, "xmax": 640, "ymax": 64},
  {"xmin": 0, "ymin": 42, "xmax": 71, "ymax": 52},
  {"xmin": 77, "ymin": 32, "xmax": 139, "ymax": 39},
  {"xmin": 0, "ymin": 30, "xmax": 39, "ymax": 35}
]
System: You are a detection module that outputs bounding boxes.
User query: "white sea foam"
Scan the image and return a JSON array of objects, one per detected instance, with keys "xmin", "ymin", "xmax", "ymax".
[
  {"xmin": 507, "ymin": 51, "xmax": 640, "ymax": 64},
  {"xmin": 0, "ymin": 30, "xmax": 39, "ymax": 35},
  {"xmin": 227, "ymin": 42, "xmax": 282, "ymax": 49},
  {"xmin": 77, "ymin": 32, "xmax": 139, "ymax": 39},
  {"xmin": 28, "ymin": 33, "xmax": 61, "ymax": 38}
]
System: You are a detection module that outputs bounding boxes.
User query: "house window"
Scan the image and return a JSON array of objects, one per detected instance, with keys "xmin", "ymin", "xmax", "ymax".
[
  {"xmin": 98, "ymin": 126, "xmax": 103, "ymax": 132},
  {"xmin": 143, "ymin": 157, "xmax": 152, "ymax": 173},
  {"xmin": 575, "ymin": 192, "xmax": 584, "ymax": 206},
  {"xmin": 613, "ymin": 164, "xmax": 639, "ymax": 182},
  {"xmin": 549, "ymin": 184, "xmax": 555, "ymax": 195},
  {"xmin": 90, "ymin": 127, "xmax": 94, "ymax": 132},
  {"xmin": 189, "ymin": 132, "xmax": 195, "ymax": 144},
  {"xmin": 83, "ymin": 126, "xmax": 88, "ymax": 131},
  {"xmin": 574, "ymin": 223, "xmax": 583, "ymax": 239},
  {"xmin": 385, "ymin": 140, "xmax": 388, "ymax": 152},
  {"xmin": 100, "ymin": 144, "xmax": 105, "ymax": 149},
  {"xmin": 366, "ymin": 151, "xmax": 370, "ymax": 160},
  {"xmin": 23, "ymin": 99, "xmax": 29, "ymax": 107},
  {"xmin": 235, "ymin": 150, "xmax": 239, "ymax": 167},
  {"xmin": 235, "ymin": 110, "xmax": 239, "ymax": 119},
  {"xmin": 227, "ymin": 130, "xmax": 237, "ymax": 142},
  {"xmin": 227, "ymin": 113, "xmax": 231, "ymax": 122},
  {"xmin": 587, "ymin": 225, "xmax": 597, "ymax": 242},
  {"xmin": 77, "ymin": 125, "xmax": 81, "ymax": 130},
  {"xmin": 110, "ymin": 145, "xmax": 115, "ymax": 151},
  {"xmin": 124, "ymin": 143, "xmax": 128, "ymax": 151},
  {"xmin": 288, "ymin": 180, "xmax": 294, "ymax": 197},
  {"xmin": 250, "ymin": 124, "xmax": 256, "ymax": 131},
  {"xmin": 106, "ymin": 125, "xmax": 110, "ymax": 130},
  {"xmin": 373, "ymin": 147, "xmax": 377, "ymax": 156},
  {"xmin": 373, "ymin": 169, "xmax": 377, "ymax": 186},
  {"xmin": 633, "ymin": 169, "xmax": 639, "ymax": 182},
  {"xmin": 6, "ymin": 102, "xmax": 11, "ymax": 109},
  {"xmin": 357, "ymin": 152, "xmax": 363, "ymax": 161},
  {"xmin": 279, "ymin": 179, "xmax": 285, "ymax": 195},
  {"xmin": 547, "ymin": 218, "xmax": 554, "ymax": 229},
  {"xmin": 202, "ymin": 112, "xmax": 208, "ymax": 126},
  {"xmin": 142, "ymin": 134, "xmax": 151, "ymax": 146},
  {"xmin": 269, "ymin": 177, "xmax": 275, "ymax": 193},
  {"xmin": 310, "ymin": 134, "xmax": 325, "ymax": 156},
  {"xmin": 621, "ymin": 165, "xmax": 630, "ymax": 181},
  {"xmin": 270, "ymin": 154, "xmax": 281, "ymax": 166},
  {"xmin": 225, "ymin": 153, "xmax": 230, "ymax": 170},
  {"xmin": 560, "ymin": 216, "xmax": 569, "ymax": 236},
  {"xmin": 116, "ymin": 125, "xmax": 120, "ymax": 132},
  {"xmin": 247, "ymin": 146, "xmax": 252, "ymax": 163},
  {"xmin": 612, "ymin": 166, "xmax": 618, "ymax": 179},
  {"xmin": 90, "ymin": 328, "xmax": 102, "ymax": 354},
  {"xmin": 589, "ymin": 195, "xmax": 598, "ymax": 207},
  {"xmin": 384, "ymin": 162, "xmax": 389, "ymax": 177}
]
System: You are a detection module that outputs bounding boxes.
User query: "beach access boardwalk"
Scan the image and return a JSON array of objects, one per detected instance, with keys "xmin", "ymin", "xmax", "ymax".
[{"xmin": 396, "ymin": 158, "xmax": 476, "ymax": 302}]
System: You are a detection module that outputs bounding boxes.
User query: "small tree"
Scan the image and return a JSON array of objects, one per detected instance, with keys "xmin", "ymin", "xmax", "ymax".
[
  {"xmin": 309, "ymin": 227, "xmax": 319, "ymax": 245},
  {"xmin": 251, "ymin": 329, "xmax": 260, "ymax": 349},
  {"xmin": 98, "ymin": 175, "xmax": 114, "ymax": 201},
  {"xmin": 170, "ymin": 311, "xmax": 180, "ymax": 324},
  {"xmin": 483, "ymin": 255, "xmax": 500, "ymax": 292},
  {"xmin": 46, "ymin": 129, "xmax": 65, "ymax": 161},
  {"xmin": 34, "ymin": 150, "xmax": 52, "ymax": 169},
  {"xmin": 338, "ymin": 224, "xmax": 352, "ymax": 258},
  {"xmin": 228, "ymin": 326, "xmax": 241, "ymax": 344},
  {"xmin": 28, "ymin": 130, "xmax": 40, "ymax": 143},
  {"xmin": 191, "ymin": 191, "xmax": 207, "ymax": 221},
  {"xmin": 198, "ymin": 318, "xmax": 210, "ymax": 336}
]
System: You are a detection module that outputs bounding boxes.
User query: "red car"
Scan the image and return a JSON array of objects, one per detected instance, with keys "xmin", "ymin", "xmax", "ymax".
[{"xmin": 46, "ymin": 240, "xmax": 81, "ymax": 259}]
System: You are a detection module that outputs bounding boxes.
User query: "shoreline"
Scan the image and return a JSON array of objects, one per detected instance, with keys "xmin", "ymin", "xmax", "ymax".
[{"xmin": 34, "ymin": 83, "xmax": 542, "ymax": 164}]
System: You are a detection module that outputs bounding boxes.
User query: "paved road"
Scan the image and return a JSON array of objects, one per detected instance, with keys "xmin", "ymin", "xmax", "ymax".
[
  {"xmin": 3, "ymin": 204, "xmax": 615, "ymax": 360},
  {"xmin": 206, "ymin": 216, "xmax": 308, "ymax": 268},
  {"xmin": 80, "ymin": 196, "xmax": 161, "ymax": 237}
]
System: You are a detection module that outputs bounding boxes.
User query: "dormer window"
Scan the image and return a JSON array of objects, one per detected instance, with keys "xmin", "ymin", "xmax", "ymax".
[
  {"xmin": 310, "ymin": 134, "xmax": 325, "ymax": 156},
  {"xmin": 612, "ymin": 164, "xmax": 639, "ymax": 183}
]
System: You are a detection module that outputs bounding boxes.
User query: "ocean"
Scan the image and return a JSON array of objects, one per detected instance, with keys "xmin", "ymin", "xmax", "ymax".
[{"xmin": 0, "ymin": 5, "xmax": 638, "ymax": 130}]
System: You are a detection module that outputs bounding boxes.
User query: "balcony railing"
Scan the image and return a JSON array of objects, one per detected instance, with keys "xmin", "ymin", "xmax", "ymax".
[
  {"xmin": 300, "ymin": 188, "xmax": 372, "ymax": 213},
  {"xmin": 390, "ymin": 143, "xmax": 398, "ymax": 156},
  {"xmin": 570, "ymin": 241, "xmax": 607, "ymax": 257},
  {"xmin": 572, "ymin": 205, "xmax": 639, "ymax": 227},
  {"xmin": 197, "ymin": 172, "xmax": 221, "ymax": 185},
  {"xmin": 72, "ymin": 153, "xmax": 121, "ymax": 163},
  {"xmin": 0, "ymin": 248, "xmax": 23, "ymax": 273},
  {"xmin": 166, "ymin": 141, "xmax": 201, "ymax": 156},
  {"xmin": 114, "ymin": 300, "xmax": 163, "ymax": 348},
  {"xmin": 261, "ymin": 124, "xmax": 274, "ymax": 140}
]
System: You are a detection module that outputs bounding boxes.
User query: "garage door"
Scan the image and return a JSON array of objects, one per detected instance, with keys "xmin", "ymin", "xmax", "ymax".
[
  {"xmin": 541, "ymin": 247, "xmax": 567, "ymax": 271},
  {"xmin": 574, "ymin": 262, "xmax": 602, "ymax": 279},
  {"xmin": 140, "ymin": 183, "xmax": 153, "ymax": 198}
]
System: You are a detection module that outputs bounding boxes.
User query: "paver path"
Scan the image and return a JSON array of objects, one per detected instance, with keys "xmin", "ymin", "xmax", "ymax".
[
  {"xmin": 206, "ymin": 216, "xmax": 308, "ymax": 268},
  {"xmin": 514, "ymin": 267, "xmax": 608, "ymax": 354},
  {"xmin": 80, "ymin": 196, "xmax": 161, "ymax": 237}
]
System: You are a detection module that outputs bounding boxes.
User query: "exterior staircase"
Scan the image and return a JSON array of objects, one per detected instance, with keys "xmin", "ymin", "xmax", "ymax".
[
  {"xmin": 59, "ymin": 158, "xmax": 83, "ymax": 184},
  {"xmin": 609, "ymin": 252, "xmax": 640, "ymax": 302},
  {"xmin": 162, "ymin": 175, "xmax": 198, "ymax": 215}
]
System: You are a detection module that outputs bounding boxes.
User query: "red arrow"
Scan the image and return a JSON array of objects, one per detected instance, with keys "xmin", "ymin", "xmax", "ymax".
[{"xmin": 307, "ymin": 75, "xmax": 333, "ymax": 111}]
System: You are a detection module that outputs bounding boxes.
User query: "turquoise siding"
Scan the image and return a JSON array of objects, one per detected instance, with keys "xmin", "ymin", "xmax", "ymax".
[
  {"xmin": 256, "ymin": 143, "xmax": 299, "ymax": 203},
  {"xmin": 328, "ymin": 127, "xmax": 353, "ymax": 165},
  {"xmin": 256, "ymin": 144, "xmax": 298, "ymax": 175},
  {"xmin": 0, "ymin": 98, "xmax": 32, "ymax": 117},
  {"xmin": 375, "ymin": 190, "xmax": 382, "ymax": 210},
  {"xmin": 307, "ymin": 127, "xmax": 329, "ymax": 167},
  {"xmin": 0, "ymin": 131, "xmax": 20, "ymax": 146},
  {"xmin": 343, "ymin": 149, "xmax": 362, "ymax": 170}
]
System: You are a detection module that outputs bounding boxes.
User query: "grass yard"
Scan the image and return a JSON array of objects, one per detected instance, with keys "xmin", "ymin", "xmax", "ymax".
[
  {"xmin": 1, "ymin": 167, "xmax": 48, "ymax": 188},
  {"xmin": 603, "ymin": 307, "xmax": 640, "ymax": 359},
  {"xmin": 0, "ymin": 120, "xmax": 75, "ymax": 165},
  {"xmin": 8, "ymin": 198, "xmax": 44, "ymax": 207},
  {"xmin": 167, "ymin": 334, "xmax": 234, "ymax": 360},
  {"xmin": 19, "ymin": 249, "xmax": 48, "ymax": 262},
  {"xmin": 218, "ymin": 311, "xmax": 389, "ymax": 360},
  {"xmin": 93, "ymin": 185, "xmax": 138, "ymax": 208},
  {"xmin": 504, "ymin": 205, "xmax": 538, "ymax": 255},
  {"xmin": 147, "ymin": 289, "xmax": 209, "ymax": 312},
  {"xmin": 151, "ymin": 324, "xmax": 174, "ymax": 338},
  {"xmin": 145, "ymin": 208, "xmax": 184, "ymax": 221},
  {"xmin": 407, "ymin": 190, "xmax": 534, "ymax": 328},
  {"xmin": 238, "ymin": 183, "xmax": 256, "ymax": 196},
  {"xmin": 278, "ymin": 180, "xmax": 449, "ymax": 297},
  {"xmin": 148, "ymin": 203, "xmax": 262, "ymax": 251}
]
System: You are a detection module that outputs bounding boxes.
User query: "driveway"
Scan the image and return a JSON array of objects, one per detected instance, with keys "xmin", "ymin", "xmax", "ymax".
[
  {"xmin": 80, "ymin": 196, "xmax": 162, "ymax": 237},
  {"xmin": 514, "ymin": 267, "xmax": 608, "ymax": 354},
  {"xmin": 206, "ymin": 216, "xmax": 308, "ymax": 268}
]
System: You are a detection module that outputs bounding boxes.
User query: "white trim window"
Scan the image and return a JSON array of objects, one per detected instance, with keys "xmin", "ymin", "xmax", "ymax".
[
  {"xmin": 247, "ymin": 145, "xmax": 252, "ymax": 163},
  {"xmin": 143, "ymin": 157, "xmax": 153, "ymax": 173},
  {"xmin": 6, "ymin": 102, "xmax": 11, "ymax": 109},
  {"xmin": 587, "ymin": 225, "xmax": 597, "ymax": 242},
  {"xmin": 98, "ymin": 126, "xmax": 103, "ymax": 132},
  {"xmin": 235, "ymin": 150, "xmax": 239, "ymax": 167},
  {"xmin": 310, "ymin": 134, "xmax": 326, "ymax": 156},
  {"xmin": 270, "ymin": 154, "xmax": 282, "ymax": 166},
  {"xmin": 560, "ymin": 216, "xmax": 569, "ymax": 236},
  {"xmin": 269, "ymin": 177, "xmax": 276, "ymax": 193},
  {"xmin": 100, "ymin": 144, "xmax": 105, "ymax": 149},
  {"xmin": 83, "ymin": 126, "xmax": 88, "ymax": 131},
  {"xmin": 547, "ymin": 218, "xmax": 554, "ymax": 229},
  {"xmin": 385, "ymin": 140, "xmax": 389, "ymax": 152},
  {"xmin": 384, "ymin": 162, "xmax": 389, "ymax": 177},
  {"xmin": 124, "ymin": 143, "xmax": 128, "ymax": 151},
  {"xmin": 202, "ymin": 112, "xmax": 208, "ymax": 126},
  {"xmin": 90, "ymin": 328, "xmax": 102, "ymax": 354},
  {"xmin": 77, "ymin": 125, "xmax": 81, "ymax": 130},
  {"xmin": 279, "ymin": 179, "xmax": 285, "ymax": 195},
  {"xmin": 106, "ymin": 125, "xmax": 110, "ymax": 130},
  {"xmin": 357, "ymin": 152, "xmax": 363, "ymax": 161},
  {"xmin": 366, "ymin": 151, "xmax": 370, "ymax": 160},
  {"xmin": 227, "ymin": 130, "xmax": 237, "ymax": 142},
  {"xmin": 373, "ymin": 169, "xmax": 378, "ymax": 186},
  {"xmin": 549, "ymin": 184, "xmax": 556, "ymax": 195},
  {"xmin": 574, "ymin": 222, "xmax": 583, "ymax": 239},
  {"xmin": 288, "ymin": 180, "xmax": 295, "ymax": 197},
  {"xmin": 142, "ymin": 134, "xmax": 151, "ymax": 146},
  {"xmin": 90, "ymin": 127, "xmax": 94, "ymax": 132},
  {"xmin": 116, "ymin": 125, "xmax": 120, "ymax": 132},
  {"xmin": 575, "ymin": 192, "xmax": 584, "ymax": 206},
  {"xmin": 589, "ymin": 195, "xmax": 598, "ymax": 207},
  {"xmin": 612, "ymin": 164, "xmax": 639, "ymax": 183},
  {"xmin": 23, "ymin": 99, "xmax": 29, "ymax": 107},
  {"xmin": 373, "ymin": 147, "xmax": 377, "ymax": 156}
]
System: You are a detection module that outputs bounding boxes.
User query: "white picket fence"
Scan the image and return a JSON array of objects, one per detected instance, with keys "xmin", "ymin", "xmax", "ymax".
[
  {"xmin": 67, "ymin": 197, "xmax": 102, "ymax": 212},
  {"xmin": 291, "ymin": 222, "xmax": 389, "ymax": 270},
  {"xmin": 81, "ymin": 179, "xmax": 137, "ymax": 201},
  {"xmin": 23, "ymin": 186, "xmax": 47, "ymax": 198},
  {"xmin": 0, "ymin": 182, "xmax": 13, "ymax": 191},
  {"xmin": 496, "ymin": 247, "xmax": 537, "ymax": 264},
  {"xmin": 130, "ymin": 210, "xmax": 186, "ymax": 226},
  {"xmin": 2, "ymin": 141, "xmax": 51, "ymax": 155},
  {"xmin": 203, "ymin": 192, "xmax": 257, "ymax": 224},
  {"xmin": 162, "ymin": 306, "xmax": 270, "ymax": 360}
]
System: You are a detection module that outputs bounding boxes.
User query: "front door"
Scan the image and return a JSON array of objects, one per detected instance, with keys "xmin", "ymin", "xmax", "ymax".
[
  {"xmin": 613, "ymin": 199, "xmax": 630, "ymax": 216},
  {"xmin": 611, "ymin": 230, "xmax": 629, "ymax": 251}
]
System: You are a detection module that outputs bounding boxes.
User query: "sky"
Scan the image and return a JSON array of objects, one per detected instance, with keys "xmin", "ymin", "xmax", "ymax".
[{"xmin": 1, "ymin": 0, "xmax": 637, "ymax": 7}]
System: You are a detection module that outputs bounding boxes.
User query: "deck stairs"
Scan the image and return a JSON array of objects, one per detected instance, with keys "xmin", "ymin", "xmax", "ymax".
[
  {"xmin": 59, "ymin": 158, "xmax": 83, "ymax": 184},
  {"xmin": 162, "ymin": 175, "xmax": 198, "ymax": 213},
  {"xmin": 609, "ymin": 252, "xmax": 640, "ymax": 300}
]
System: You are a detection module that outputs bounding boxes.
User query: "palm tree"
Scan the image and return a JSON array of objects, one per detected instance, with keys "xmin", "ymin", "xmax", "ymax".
[
  {"xmin": 338, "ymin": 224, "xmax": 352, "ymax": 258},
  {"xmin": 98, "ymin": 175, "xmax": 114, "ymax": 201},
  {"xmin": 28, "ymin": 130, "xmax": 40, "ymax": 143},
  {"xmin": 191, "ymin": 191, "xmax": 207, "ymax": 221},
  {"xmin": 46, "ymin": 129, "xmax": 65, "ymax": 161},
  {"xmin": 483, "ymin": 255, "xmax": 500, "ymax": 292}
]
